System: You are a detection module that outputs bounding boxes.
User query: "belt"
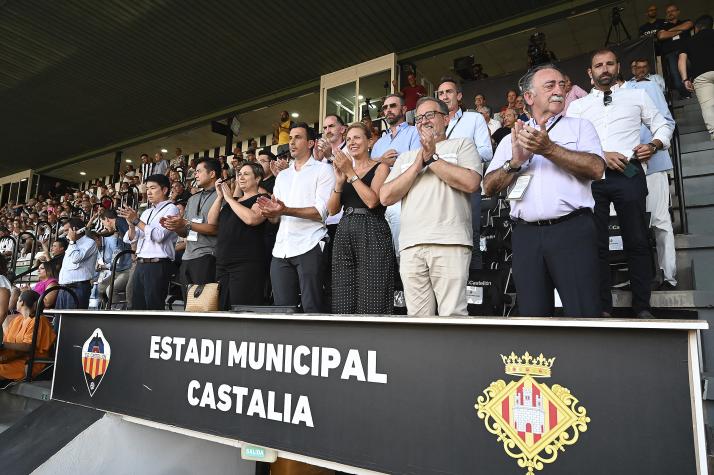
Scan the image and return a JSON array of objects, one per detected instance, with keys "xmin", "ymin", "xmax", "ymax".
[
  {"xmin": 515, "ymin": 208, "xmax": 591, "ymax": 226},
  {"xmin": 137, "ymin": 257, "xmax": 171, "ymax": 264},
  {"xmin": 343, "ymin": 207, "xmax": 384, "ymax": 216},
  {"xmin": 64, "ymin": 280, "xmax": 90, "ymax": 288}
]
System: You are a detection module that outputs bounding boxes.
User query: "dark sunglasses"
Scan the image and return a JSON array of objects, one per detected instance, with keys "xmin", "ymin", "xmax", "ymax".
[{"xmin": 603, "ymin": 91, "xmax": 612, "ymax": 106}]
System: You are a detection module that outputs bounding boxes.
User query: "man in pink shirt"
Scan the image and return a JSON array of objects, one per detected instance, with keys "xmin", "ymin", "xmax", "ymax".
[{"xmin": 562, "ymin": 74, "xmax": 588, "ymax": 113}]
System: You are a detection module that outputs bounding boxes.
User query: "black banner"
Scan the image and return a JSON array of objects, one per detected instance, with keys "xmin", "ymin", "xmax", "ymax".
[{"xmin": 52, "ymin": 312, "xmax": 701, "ymax": 474}]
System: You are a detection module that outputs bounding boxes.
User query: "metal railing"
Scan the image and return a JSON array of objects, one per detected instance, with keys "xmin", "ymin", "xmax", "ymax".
[
  {"xmin": 670, "ymin": 124, "xmax": 689, "ymax": 234},
  {"xmin": 107, "ymin": 248, "xmax": 134, "ymax": 309}
]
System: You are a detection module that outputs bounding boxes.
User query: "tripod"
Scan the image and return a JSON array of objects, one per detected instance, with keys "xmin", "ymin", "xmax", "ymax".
[{"xmin": 605, "ymin": 7, "xmax": 631, "ymax": 45}]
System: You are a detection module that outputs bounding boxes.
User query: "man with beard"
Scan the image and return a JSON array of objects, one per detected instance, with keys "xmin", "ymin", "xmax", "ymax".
[
  {"xmin": 370, "ymin": 94, "xmax": 420, "ymax": 257},
  {"xmin": 567, "ymin": 49, "xmax": 673, "ymax": 318},
  {"xmin": 484, "ymin": 64, "xmax": 605, "ymax": 317},
  {"xmin": 437, "ymin": 76, "xmax": 493, "ymax": 270}
]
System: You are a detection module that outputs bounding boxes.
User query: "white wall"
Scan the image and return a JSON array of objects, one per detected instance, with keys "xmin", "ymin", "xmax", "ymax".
[{"xmin": 32, "ymin": 413, "xmax": 256, "ymax": 475}]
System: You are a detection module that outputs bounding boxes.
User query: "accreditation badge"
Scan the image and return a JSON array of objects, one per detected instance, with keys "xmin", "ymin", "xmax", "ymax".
[{"xmin": 507, "ymin": 175, "xmax": 531, "ymax": 201}]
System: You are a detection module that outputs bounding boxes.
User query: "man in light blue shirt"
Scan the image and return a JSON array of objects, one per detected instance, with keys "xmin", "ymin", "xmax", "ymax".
[
  {"xmin": 622, "ymin": 76, "xmax": 677, "ymax": 289},
  {"xmin": 437, "ymin": 77, "xmax": 493, "ymax": 270},
  {"xmin": 371, "ymin": 94, "xmax": 421, "ymax": 257},
  {"xmin": 56, "ymin": 217, "xmax": 98, "ymax": 310}
]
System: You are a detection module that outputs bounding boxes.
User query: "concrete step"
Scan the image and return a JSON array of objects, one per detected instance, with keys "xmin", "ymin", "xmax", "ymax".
[
  {"xmin": 679, "ymin": 131, "xmax": 714, "ymax": 154},
  {"xmin": 681, "ymin": 149, "xmax": 714, "ymax": 177}
]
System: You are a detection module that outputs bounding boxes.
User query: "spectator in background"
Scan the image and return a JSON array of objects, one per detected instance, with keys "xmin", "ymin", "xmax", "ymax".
[
  {"xmin": 474, "ymin": 94, "xmax": 486, "ymax": 110},
  {"xmin": 139, "ymin": 153, "xmax": 155, "ymax": 197},
  {"xmin": 500, "ymin": 89, "xmax": 518, "ymax": 114},
  {"xmin": 0, "ymin": 255, "xmax": 11, "ymax": 336},
  {"xmin": 96, "ymin": 210, "xmax": 132, "ymax": 306},
  {"xmin": 639, "ymin": 4, "xmax": 665, "ymax": 55},
  {"xmin": 273, "ymin": 110, "xmax": 293, "ymax": 146},
  {"xmin": 514, "ymin": 95, "xmax": 529, "ymax": 121},
  {"xmin": 472, "ymin": 63, "xmax": 489, "ymax": 80},
  {"xmin": 563, "ymin": 74, "xmax": 588, "ymax": 114},
  {"xmin": 245, "ymin": 148, "xmax": 257, "ymax": 163},
  {"xmin": 380, "ymin": 97, "xmax": 482, "ymax": 316},
  {"xmin": 0, "ymin": 226, "xmax": 13, "ymax": 257},
  {"xmin": 394, "ymin": 71, "xmax": 426, "ymax": 125},
  {"xmin": 119, "ymin": 174, "xmax": 179, "ymax": 310},
  {"xmin": 484, "ymin": 64, "xmax": 604, "ymax": 317},
  {"xmin": 170, "ymin": 180, "xmax": 191, "ymax": 204},
  {"xmin": 209, "ymin": 164, "xmax": 268, "ymax": 309},
  {"xmin": 478, "ymin": 105, "xmax": 501, "ymax": 135},
  {"xmin": 258, "ymin": 123, "xmax": 334, "ymax": 313},
  {"xmin": 621, "ymin": 72, "xmax": 678, "ymax": 290},
  {"xmin": 161, "ymin": 158, "xmax": 220, "ymax": 287},
  {"xmin": 154, "ymin": 152, "xmax": 170, "ymax": 176},
  {"xmin": 658, "ymin": 3, "xmax": 694, "ymax": 98},
  {"xmin": 493, "ymin": 112, "xmax": 519, "ymax": 144},
  {"xmin": 679, "ymin": 14, "xmax": 714, "ymax": 141},
  {"xmin": 437, "ymin": 76, "xmax": 493, "ymax": 271},
  {"xmin": 370, "ymin": 94, "xmax": 421, "ymax": 258},
  {"xmin": 55, "ymin": 218, "xmax": 98, "ymax": 310},
  {"xmin": 630, "ymin": 58, "xmax": 666, "ymax": 92},
  {"xmin": 30, "ymin": 261, "xmax": 59, "ymax": 310},
  {"xmin": 257, "ymin": 150, "xmax": 277, "ymax": 194},
  {"xmin": 171, "ymin": 148, "xmax": 186, "ymax": 168},
  {"xmin": 327, "ymin": 123, "xmax": 394, "ymax": 314},
  {"xmin": 567, "ymin": 48, "xmax": 674, "ymax": 318}
]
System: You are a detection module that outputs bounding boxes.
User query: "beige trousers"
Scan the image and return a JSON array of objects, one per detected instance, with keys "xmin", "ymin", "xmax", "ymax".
[
  {"xmin": 693, "ymin": 71, "xmax": 714, "ymax": 140},
  {"xmin": 400, "ymin": 244, "xmax": 471, "ymax": 316}
]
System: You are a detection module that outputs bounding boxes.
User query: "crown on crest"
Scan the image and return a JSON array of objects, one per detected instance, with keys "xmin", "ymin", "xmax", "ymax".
[{"xmin": 500, "ymin": 351, "xmax": 555, "ymax": 378}]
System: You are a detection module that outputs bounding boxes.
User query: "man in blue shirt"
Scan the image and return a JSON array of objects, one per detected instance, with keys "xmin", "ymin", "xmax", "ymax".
[
  {"xmin": 56, "ymin": 217, "xmax": 98, "ymax": 310},
  {"xmin": 437, "ymin": 77, "xmax": 493, "ymax": 269},
  {"xmin": 371, "ymin": 94, "xmax": 421, "ymax": 257},
  {"xmin": 622, "ymin": 76, "xmax": 677, "ymax": 289}
]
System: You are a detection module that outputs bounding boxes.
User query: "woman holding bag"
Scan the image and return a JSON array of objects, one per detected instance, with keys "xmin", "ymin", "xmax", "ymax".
[{"xmin": 208, "ymin": 162, "xmax": 269, "ymax": 309}]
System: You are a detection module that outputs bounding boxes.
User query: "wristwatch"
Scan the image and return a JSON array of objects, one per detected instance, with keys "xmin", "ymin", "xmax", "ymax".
[
  {"xmin": 502, "ymin": 160, "xmax": 522, "ymax": 174},
  {"xmin": 423, "ymin": 153, "xmax": 440, "ymax": 167},
  {"xmin": 347, "ymin": 175, "xmax": 359, "ymax": 184},
  {"xmin": 131, "ymin": 218, "xmax": 140, "ymax": 226},
  {"xmin": 647, "ymin": 142, "xmax": 658, "ymax": 153},
  {"xmin": 186, "ymin": 221, "xmax": 192, "ymax": 233}
]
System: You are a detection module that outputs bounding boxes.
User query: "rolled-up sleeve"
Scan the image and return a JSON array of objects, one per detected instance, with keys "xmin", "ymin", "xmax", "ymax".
[
  {"xmin": 123, "ymin": 229, "xmax": 138, "ymax": 244},
  {"xmin": 314, "ymin": 164, "xmax": 336, "ymax": 222}
]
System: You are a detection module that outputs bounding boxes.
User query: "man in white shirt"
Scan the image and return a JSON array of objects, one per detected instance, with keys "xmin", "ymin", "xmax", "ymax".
[
  {"xmin": 567, "ymin": 48, "xmax": 674, "ymax": 318},
  {"xmin": 437, "ymin": 77, "xmax": 493, "ymax": 271},
  {"xmin": 118, "ymin": 174, "xmax": 179, "ymax": 310},
  {"xmin": 477, "ymin": 105, "xmax": 501, "ymax": 135},
  {"xmin": 258, "ymin": 123, "xmax": 335, "ymax": 313}
]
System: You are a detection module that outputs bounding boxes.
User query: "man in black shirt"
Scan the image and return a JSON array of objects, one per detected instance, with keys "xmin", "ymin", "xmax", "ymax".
[
  {"xmin": 658, "ymin": 4, "xmax": 694, "ymax": 98},
  {"xmin": 679, "ymin": 15, "xmax": 714, "ymax": 141},
  {"xmin": 257, "ymin": 149, "xmax": 276, "ymax": 194},
  {"xmin": 639, "ymin": 4, "xmax": 665, "ymax": 55}
]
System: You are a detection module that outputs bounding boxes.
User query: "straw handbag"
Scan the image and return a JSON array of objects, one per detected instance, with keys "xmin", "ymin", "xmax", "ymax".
[{"xmin": 184, "ymin": 283, "xmax": 220, "ymax": 312}]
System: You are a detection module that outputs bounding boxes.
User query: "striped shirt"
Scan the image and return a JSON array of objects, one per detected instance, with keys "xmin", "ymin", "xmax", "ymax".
[{"xmin": 140, "ymin": 162, "xmax": 155, "ymax": 183}]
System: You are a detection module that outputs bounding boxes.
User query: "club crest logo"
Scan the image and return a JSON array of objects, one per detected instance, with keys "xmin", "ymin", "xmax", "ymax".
[
  {"xmin": 475, "ymin": 352, "xmax": 590, "ymax": 474},
  {"xmin": 81, "ymin": 329, "xmax": 111, "ymax": 397}
]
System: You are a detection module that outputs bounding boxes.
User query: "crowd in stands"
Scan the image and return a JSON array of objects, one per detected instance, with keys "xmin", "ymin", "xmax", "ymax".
[{"xmin": 0, "ymin": 4, "xmax": 712, "ymax": 388}]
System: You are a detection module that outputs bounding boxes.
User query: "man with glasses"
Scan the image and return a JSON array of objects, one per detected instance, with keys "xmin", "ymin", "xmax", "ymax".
[
  {"xmin": 437, "ymin": 76, "xmax": 493, "ymax": 271},
  {"xmin": 371, "ymin": 94, "xmax": 420, "ymax": 257},
  {"xmin": 484, "ymin": 64, "xmax": 605, "ymax": 318},
  {"xmin": 567, "ymin": 49, "xmax": 673, "ymax": 318},
  {"xmin": 380, "ymin": 97, "xmax": 482, "ymax": 316}
]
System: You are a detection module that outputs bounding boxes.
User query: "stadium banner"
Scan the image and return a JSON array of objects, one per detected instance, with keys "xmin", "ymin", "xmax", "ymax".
[{"xmin": 51, "ymin": 311, "xmax": 707, "ymax": 475}]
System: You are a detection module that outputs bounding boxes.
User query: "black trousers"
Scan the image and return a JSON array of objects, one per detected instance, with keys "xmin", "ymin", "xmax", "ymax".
[
  {"xmin": 271, "ymin": 244, "xmax": 326, "ymax": 313},
  {"xmin": 216, "ymin": 259, "xmax": 265, "ymax": 310},
  {"xmin": 512, "ymin": 211, "xmax": 600, "ymax": 317},
  {"xmin": 593, "ymin": 162, "xmax": 652, "ymax": 314},
  {"xmin": 179, "ymin": 254, "xmax": 216, "ymax": 286},
  {"xmin": 131, "ymin": 261, "xmax": 173, "ymax": 310},
  {"xmin": 471, "ymin": 191, "xmax": 482, "ymax": 270}
]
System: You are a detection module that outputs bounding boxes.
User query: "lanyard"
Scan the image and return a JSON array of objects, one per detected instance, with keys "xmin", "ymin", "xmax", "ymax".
[
  {"xmin": 546, "ymin": 115, "xmax": 563, "ymax": 133},
  {"xmin": 196, "ymin": 190, "xmax": 215, "ymax": 214},
  {"xmin": 446, "ymin": 113, "xmax": 463, "ymax": 139},
  {"xmin": 146, "ymin": 202, "xmax": 172, "ymax": 225}
]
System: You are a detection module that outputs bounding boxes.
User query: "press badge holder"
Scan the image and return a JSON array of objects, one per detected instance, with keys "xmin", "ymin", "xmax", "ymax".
[
  {"xmin": 622, "ymin": 161, "xmax": 638, "ymax": 178},
  {"xmin": 507, "ymin": 175, "xmax": 531, "ymax": 201},
  {"xmin": 187, "ymin": 217, "xmax": 203, "ymax": 242}
]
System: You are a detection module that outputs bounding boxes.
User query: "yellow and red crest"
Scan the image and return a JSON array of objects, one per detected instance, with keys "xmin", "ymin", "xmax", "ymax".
[{"xmin": 475, "ymin": 351, "xmax": 590, "ymax": 474}]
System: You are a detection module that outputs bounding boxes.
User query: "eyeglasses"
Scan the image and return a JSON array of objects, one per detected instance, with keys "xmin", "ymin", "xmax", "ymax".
[
  {"xmin": 381, "ymin": 103, "xmax": 400, "ymax": 111},
  {"xmin": 603, "ymin": 91, "xmax": 612, "ymax": 107},
  {"xmin": 414, "ymin": 111, "xmax": 446, "ymax": 124}
]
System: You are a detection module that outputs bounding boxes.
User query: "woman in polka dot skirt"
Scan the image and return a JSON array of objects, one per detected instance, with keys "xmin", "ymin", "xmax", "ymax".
[{"xmin": 327, "ymin": 123, "xmax": 395, "ymax": 314}]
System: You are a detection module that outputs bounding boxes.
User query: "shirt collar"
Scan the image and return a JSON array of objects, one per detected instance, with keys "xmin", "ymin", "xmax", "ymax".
[
  {"xmin": 152, "ymin": 199, "xmax": 172, "ymax": 208},
  {"xmin": 527, "ymin": 113, "xmax": 563, "ymax": 128},
  {"xmin": 453, "ymin": 108, "xmax": 464, "ymax": 120}
]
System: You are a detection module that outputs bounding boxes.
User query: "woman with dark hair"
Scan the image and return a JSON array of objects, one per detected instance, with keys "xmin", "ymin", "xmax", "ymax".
[
  {"xmin": 208, "ymin": 162, "xmax": 269, "ymax": 309},
  {"xmin": 327, "ymin": 122, "xmax": 395, "ymax": 314},
  {"xmin": 31, "ymin": 261, "xmax": 59, "ymax": 310},
  {"xmin": 0, "ymin": 289, "xmax": 56, "ymax": 381}
]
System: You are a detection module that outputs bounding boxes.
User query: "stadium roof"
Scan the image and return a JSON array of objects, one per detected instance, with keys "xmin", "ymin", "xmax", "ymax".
[{"xmin": 1, "ymin": 0, "xmax": 612, "ymax": 176}]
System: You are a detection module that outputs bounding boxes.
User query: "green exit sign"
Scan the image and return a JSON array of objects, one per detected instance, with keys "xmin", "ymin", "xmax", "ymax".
[{"xmin": 241, "ymin": 444, "xmax": 277, "ymax": 462}]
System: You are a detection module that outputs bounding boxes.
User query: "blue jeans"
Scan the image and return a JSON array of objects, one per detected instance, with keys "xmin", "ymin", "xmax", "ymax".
[{"xmin": 664, "ymin": 51, "xmax": 685, "ymax": 95}]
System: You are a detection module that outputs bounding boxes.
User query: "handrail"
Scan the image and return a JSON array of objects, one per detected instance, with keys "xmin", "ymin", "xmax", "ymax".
[
  {"xmin": 107, "ymin": 248, "xmax": 135, "ymax": 308},
  {"xmin": 670, "ymin": 125, "xmax": 688, "ymax": 234},
  {"xmin": 25, "ymin": 285, "xmax": 79, "ymax": 382}
]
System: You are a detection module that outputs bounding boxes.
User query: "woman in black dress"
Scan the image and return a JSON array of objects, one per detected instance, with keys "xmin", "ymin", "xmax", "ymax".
[
  {"xmin": 327, "ymin": 123, "xmax": 395, "ymax": 314},
  {"xmin": 208, "ymin": 162, "xmax": 268, "ymax": 309}
]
